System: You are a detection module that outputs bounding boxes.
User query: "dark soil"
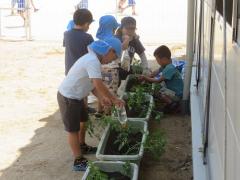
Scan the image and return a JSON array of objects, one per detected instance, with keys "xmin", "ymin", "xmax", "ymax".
[
  {"xmin": 124, "ymin": 100, "xmax": 149, "ymax": 118},
  {"xmin": 104, "ymin": 130, "xmax": 142, "ymax": 155},
  {"xmin": 101, "ymin": 171, "xmax": 131, "ymax": 180},
  {"xmin": 125, "ymin": 77, "xmax": 140, "ymax": 92}
]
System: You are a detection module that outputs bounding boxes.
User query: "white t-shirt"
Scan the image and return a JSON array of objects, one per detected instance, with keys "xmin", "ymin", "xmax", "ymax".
[{"xmin": 58, "ymin": 50, "xmax": 102, "ymax": 100}]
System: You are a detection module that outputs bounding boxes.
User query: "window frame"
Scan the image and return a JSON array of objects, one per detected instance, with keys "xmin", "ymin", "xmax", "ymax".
[{"xmin": 233, "ymin": 0, "xmax": 240, "ymax": 44}]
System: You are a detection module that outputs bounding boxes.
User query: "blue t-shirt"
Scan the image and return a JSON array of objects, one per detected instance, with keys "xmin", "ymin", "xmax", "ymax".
[
  {"xmin": 160, "ymin": 64, "xmax": 184, "ymax": 97},
  {"xmin": 63, "ymin": 29, "xmax": 94, "ymax": 75}
]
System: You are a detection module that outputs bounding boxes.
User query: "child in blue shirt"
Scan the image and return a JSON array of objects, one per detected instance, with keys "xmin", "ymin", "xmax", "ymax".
[{"xmin": 139, "ymin": 45, "xmax": 183, "ymax": 112}]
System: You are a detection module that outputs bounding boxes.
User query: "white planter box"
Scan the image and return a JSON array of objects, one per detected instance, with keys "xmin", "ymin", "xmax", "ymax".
[
  {"xmin": 120, "ymin": 93, "xmax": 154, "ymax": 121},
  {"xmin": 96, "ymin": 120, "xmax": 148, "ymax": 164},
  {"xmin": 82, "ymin": 161, "xmax": 138, "ymax": 180}
]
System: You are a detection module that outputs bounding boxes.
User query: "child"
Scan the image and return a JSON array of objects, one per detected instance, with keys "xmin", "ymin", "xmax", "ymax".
[
  {"xmin": 116, "ymin": 16, "xmax": 149, "ymax": 81},
  {"xmin": 57, "ymin": 37, "xmax": 124, "ymax": 171},
  {"xmin": 76, "ymin": 0, "xmax": 88, "ymax": 9},
  {"xmin": 17, "ymin": 0, "xmax": 39, "ymax": 25},
  {"xmin": 64, "ymin": 9, "xmax": 96, "ymax": 114},
  {"xmin": 95, "ymin": 15, "xmax": 120, "ymax": 115},
  {"xmin": 64, "ymin": 9, "xmax": 94, "ymax": 75},
  {"xmin": 139, "ymin": 45, "xmax": 183, "ymax": 112},
  {"xmin": 67, "ymin": 0, "xmax": 89, "ymax": 30},
  {"xmin": 118, "ymin": 0, "xmax": 136, "ymax": 15}
]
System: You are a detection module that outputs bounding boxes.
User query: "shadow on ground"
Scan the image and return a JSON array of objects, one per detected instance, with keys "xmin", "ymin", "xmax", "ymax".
[{"xmin": 0, "ymin": 110, "xmax": 98, "ymax": 180}]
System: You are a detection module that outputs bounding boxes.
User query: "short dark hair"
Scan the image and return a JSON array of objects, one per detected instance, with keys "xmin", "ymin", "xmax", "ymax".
[
  {"xmin": 73, "ymin": 9, "xmax": 93, "ymax": 26},
  {"xmin": 154, "ymin": 45, "xmax": 171, "ymax": 59}
]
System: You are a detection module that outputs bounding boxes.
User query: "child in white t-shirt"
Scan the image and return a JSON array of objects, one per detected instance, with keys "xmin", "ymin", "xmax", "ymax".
[{"xmin": 57, "ymin": 37, "xmax": 124, "ymax": 171}]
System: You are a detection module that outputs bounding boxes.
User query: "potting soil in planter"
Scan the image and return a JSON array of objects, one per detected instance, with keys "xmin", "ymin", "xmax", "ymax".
[
  {"xmin": 97, "ymin": 171, "xmax": 131, "ymax": 180},
  {"xmin": 104, "ymin": 129, "xmax": 143, "ymax": 155},
  {"xmin": 125, "ymin": 99, "xmax": 149, "ymax": 118},
  {"xmin": 125, "ymin": 76, "xmax": 140, "ymax": 92}
]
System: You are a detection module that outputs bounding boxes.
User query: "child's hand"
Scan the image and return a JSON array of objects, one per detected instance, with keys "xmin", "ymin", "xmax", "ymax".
[
  {"xmin": 138, "ymin": 75, "xmax": 146, "ymax": 81},
  {"xmin": 112, "ymin": 98, "xmax": 125, "ymax": 108},
  {"xmin": 149, "ymin": 73, "xmax": 155, "ymax": 78},
  {"xmin": 122, "ymin": 35, "xmax": 131, "ymax": 50},
  {"xmin": 101, "ymin": 97, "xmax": 112, "ymax": 107}
]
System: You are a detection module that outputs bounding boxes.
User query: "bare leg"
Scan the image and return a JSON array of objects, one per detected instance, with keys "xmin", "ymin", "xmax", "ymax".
[
  {"xmin": 132, "ymin": 5, "xmax": 136, "ymax": 15},
  {"xmin": 118, "ymin": 0, "xmax": 127, "ymax": 12},
  {"xmin": 19, "ymin": 12, "xmax": 26, "ymax": 26},
  {"xmin": 30, "ymin": 0, "xmax": 39, "ymax": 12},
  {"xmin": 78, "ymin": 122, "xmax": 86, "ymax": 145},
  {"xmin": 68, "ymin": 132, "xmax": 82, "ymax": 158},
  {"xmin": 161, "ymin": 94, "xmax": 173, "ymax": 104},
  {"xmin": 11, "ymin": 0, "xmax": 17, "ymax": 15}
]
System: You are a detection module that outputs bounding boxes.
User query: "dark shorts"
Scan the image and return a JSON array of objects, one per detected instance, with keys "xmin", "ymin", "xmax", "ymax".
[{"xmin": 57, "ymin": 92, "xmax": 88, "ymax": 132}]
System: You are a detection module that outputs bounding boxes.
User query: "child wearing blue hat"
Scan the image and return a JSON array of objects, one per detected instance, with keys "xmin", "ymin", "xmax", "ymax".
[
  {"xmin": 96, "ymin": 15, "xmax": 121, "ymax": 115},
  {"xmin": 57, "ymin": 37, "xmax": 124, "ymax": 172}
]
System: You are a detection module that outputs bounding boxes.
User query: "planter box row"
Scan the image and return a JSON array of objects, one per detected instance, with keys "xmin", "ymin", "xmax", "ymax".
[
  {"xmin": 82, "ymin": 74, "xmax": 157, "ymax": 180},
  {"xmin": 82, "ymin": 161, "xmax": 138, "ymax": 180}
]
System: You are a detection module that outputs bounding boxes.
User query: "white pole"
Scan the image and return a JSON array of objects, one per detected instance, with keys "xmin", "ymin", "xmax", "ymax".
[
  {"xmin": 182, "ymin": 0, "xmax": 195, "ymax": 112},
  {"xmin": 25, "ymin": 0, "xmax": 32, "ymax": 40}
]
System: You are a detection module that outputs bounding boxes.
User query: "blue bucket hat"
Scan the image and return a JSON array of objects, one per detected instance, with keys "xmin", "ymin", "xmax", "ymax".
[
  {"xmin": 89, "ymin": 37, "xmax": 122, "ymax": 58},
  {"xmin": 104, "ymin": 37, "xmax": 122, "ymax": 58},
  {"xmin": 96, "ymin": 15, "xmax": 120, "ymax": 40},
  {"xmin": 89, "ymin": 40, "xmax": 111, "ymax": 56}
]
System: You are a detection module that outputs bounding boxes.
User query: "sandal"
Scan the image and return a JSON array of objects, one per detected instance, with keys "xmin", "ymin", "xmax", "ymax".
[{"xmin": 73, "ymin": 156, "xmax": 88, "ymax": 171}]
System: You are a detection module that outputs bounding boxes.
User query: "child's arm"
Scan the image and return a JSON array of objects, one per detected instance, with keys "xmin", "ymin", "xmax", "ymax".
[
  {"xmin": 122, "ymin": 35, "xmax": 131, "ymax": 50},
  {"xmin": 139, "ymin": 75, "xmax": 165, "ymax": 83},
  {"xmin": 92, "ymin": 79, "xmax": 125, "ymax": 107},
  {"xmin": 150, "ymin": 69, "xmax": 160, "ymax": 77},
  {"xmin": 139, "ymin": 52, "xmax": 149, "ymax": 73},
  {"xmin": 92, "ymin": 88, "xmax": 111, "ymax": 107}
]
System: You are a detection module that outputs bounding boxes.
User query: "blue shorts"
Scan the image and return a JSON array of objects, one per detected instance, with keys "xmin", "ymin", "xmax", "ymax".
[
  {"xmin": 128, "ymin": 0, "xmax": 136, "ymax": 6},
  {"xmin": 17, "ymin": 0, "xmax": 25, "ymax": 12}
]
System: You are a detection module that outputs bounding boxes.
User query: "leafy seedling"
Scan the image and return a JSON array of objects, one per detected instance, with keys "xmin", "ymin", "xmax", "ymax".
[{"xmin": 87, "ymin": 162, "xmax": 108, "ymax": 180}]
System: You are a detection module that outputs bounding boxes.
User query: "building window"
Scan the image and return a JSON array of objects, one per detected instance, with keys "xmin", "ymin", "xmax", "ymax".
[
  {"xmin": 234, "ymin": 0, "xmax": 240, "ymax": 43},
  {"xmin": 237, "ymin": 0, "xmax": 240, "ymax": 43},
  {"xmin": 226, "ymin": 0, "xmax": 233, "ymax": 25},
  {"xmin": 216, "ymin": 0, "xmax": 223, "ymax": 16}
]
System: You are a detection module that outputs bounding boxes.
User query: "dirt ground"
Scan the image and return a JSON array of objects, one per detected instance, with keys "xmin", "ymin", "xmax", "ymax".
[
  {"xmin": 0, "ymin": 40, "xmax": 191, "ymax": 180},
  {"xmin": 139, "ymin": 115, "xmax": 192, "ymax": 180}
]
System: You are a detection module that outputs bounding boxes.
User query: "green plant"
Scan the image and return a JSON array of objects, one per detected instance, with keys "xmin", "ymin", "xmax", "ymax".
[
  {"xmin": 113, "ymin": 126, "xmax": 141, "ymax": 155},
  {"xmin": 98, "ymin": 114, "xmax": 142, "ymax": 155},
  {"xmin": 130, "ymin": 82, "xmax": 153, "ymax": 94},
  {"xmin": 86, "ymin": 117, "xmax": 95, "ymax": 138},
  {"xmin": 87, "ymin": 162, "xmax": 108, "ymax": 180},
  {"xmin": 122, "ymin": 161, "xmax": 131, "ymax": 177},
  {"xmin": 144, "ymin": 131, "xmax": 167, "ymax": 160},
  {"xmin": 150, "ymin": 103, "xmax": 164, "ymax": 122},
  {"xmin": 131, "ymin": 58, "xmax": 143, "ymax": 74},
  {"xmin": 127, "ymin": 87, "xmax": 146, "ymax": 110},
  {"xmin": 152, "ymin": 110, "xmax": 164, "ymax": 122}
]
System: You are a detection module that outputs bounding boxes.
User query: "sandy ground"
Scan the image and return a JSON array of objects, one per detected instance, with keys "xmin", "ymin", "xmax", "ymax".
[
  {"xmin": 0, "ymin": 40, "xmax": 97, "ymax": 180},
  {"xmin": 0, "ymin": 0, "xmax": 190, "ymax": 179},
  {"xmin": 0, "ymin": 40, "xmax": 189, "ymax": 180}
]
